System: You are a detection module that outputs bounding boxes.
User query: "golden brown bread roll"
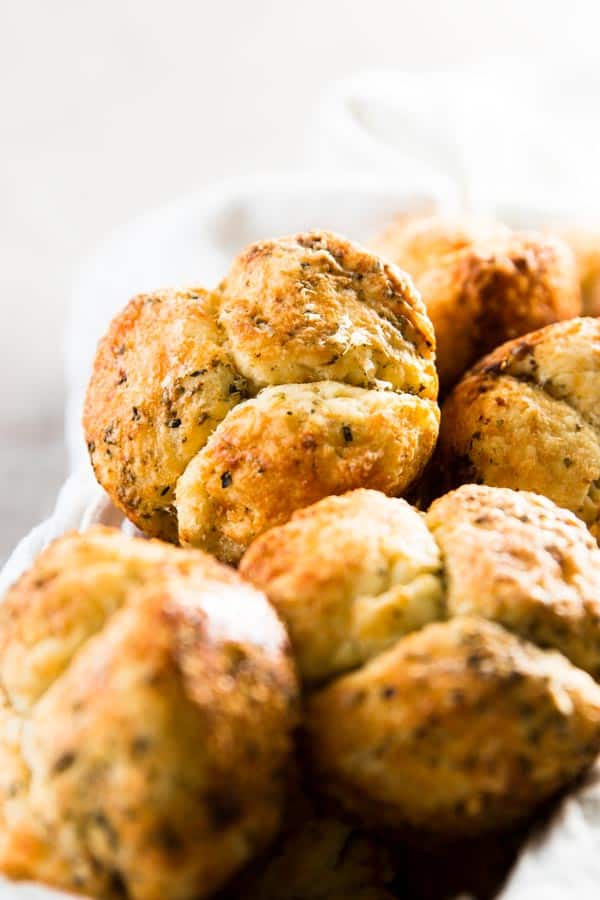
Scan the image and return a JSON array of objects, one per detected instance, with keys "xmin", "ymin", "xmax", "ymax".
[
  {"xmin": 370, "ymin": 216, "xmax": 508, "ymax": 282},
  {"xmin": 241, "ymin": 486, "xmax": 600, "ymax": 835},
  {"xmin": 370, "ymin": 216, "xmax": 581, "ymax": 391},
  {"xmin": 438, "ymin": 316, "xmax": 600, "ymax": 543},
  {"xmin": 84, "ymin": 231, "xmax": 439, "ymax": 563},
  {"xmin": 220, "ymin": 231, "xmax": 437, "ymax": 397},
  {"xmin": 427, "ymin": 484, "xmax": 600, "ymax": 678},
  {"xmin": 83, "ymin": 287, "xmax": 243, "ymax": 542},
  {"xmin": 178, "ymin": 383, "xmax": 439, "ymax": 564},
  {"xmin": 0, "ymin": 527, "xmax": 298, "ymax": 900},
  {"xmin": 308, "ymin": 616, "xmax": 600, "ymax": 835},
  {"xmin": 240, "ymin": 489, "xmax": 443, "ymax": 685},
  {"xmin": 555, "ymin": 225, "xmax": 600, "ymax": 316}
]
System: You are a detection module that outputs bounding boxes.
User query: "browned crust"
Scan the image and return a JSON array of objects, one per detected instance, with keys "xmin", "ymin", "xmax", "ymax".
[
  {"xmin": 84, "ymin": 232, "xmax": 440, "ymax": 559},
  {"xmin": 371, "ymin": 217, "xmax": 581, "ymax": 391},
  {"xmin": 427, "ymin": 484, "xmax": 600, "ymax": 677},
  {"xmin": 220, "ymin": 231, "xmax": 437, "ymax": 398},
  {"xmin": 307, "ymin": 617, "xmax": 600, "ymax": 835},
  {"xmin": 177, "ymin": 384, "xmax": 439, "ymax": 564},
  {"xmin": 0, "ymin": 527, "xmax": 298, "ymax": 899},
  {"xmin": 555, "ymin": 225, "xmax": 600, "ymax": 316},
  {"xmin": 438, "ymin": 317, "xmax": 600, "ymax": 542},
  {"xmin": 83, "ymin": 288, "xmax": 242, "ymax": 540}
]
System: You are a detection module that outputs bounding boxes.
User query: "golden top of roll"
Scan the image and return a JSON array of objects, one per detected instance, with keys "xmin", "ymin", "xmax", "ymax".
[
  {"xmin": 438, "ymin": 316, "xmax": 600, "ymax": 543},
  {"xmin": 241, "ymin": 485, "xmax": 600, "ymax": 836},
  {"xmin": 555, "ymin": 225, "xmax": 600, "ymax": 316},
  {"xmin": 427, "ymin": 484, "xmax": 600, "ymax": 677},
  {"xmin": 84, "ymin": 231, "xmax": 439, "ymax": 562},
  {"xmin": 370, "ymin": 216, "xmax": 581, "ymax": 391},
  {"xmin": 219, "ymin": 231, "xmax": 437, "ymax": 398},
  {"xmin": 241, "ymin": 489, "xmax": 443, "ymax": 685},
  {"xmin": 0, "ymin": 527, "xmax": 297, "ymax": 900},
  {"xmin": 371, "ymin": 215, "xmax": 508, "ymax": 282},
  {"xmin": 308, "ymin": 616, "xmax": 600, "ymax": 835}
]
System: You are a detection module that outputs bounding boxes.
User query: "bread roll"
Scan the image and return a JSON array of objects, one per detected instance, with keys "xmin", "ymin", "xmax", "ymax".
[
  {"xmin": 428, "ymin": 484, "xmax": 600, "ymax": 677},
  {"xmin": 242, "ymin": 485, "xmax": 600, "ymax": 835},
  {"xmin": 308, "ymin": 617, "xmax": 600, "ymax": 835},
  {"xmin": 241, "ymin": 489, "xmax": 443, "ymax": 685},
  {"xmin": 555, "ymin": 225, "xmax": 600, "ymax": 316},
  {"xmin": 438, "ymin": 317, "xmax": 600, "ymax": 543},
  {"xmin": 84, "ymin": 232, "xmax": 439, "ymax": 562},
  {"xmin": 371, "ymin": 216, "xmax": 581, "ymax": 391},
  {"xmin": 0, "ymin": 528, "xmax": 298, "ymax": 900}
]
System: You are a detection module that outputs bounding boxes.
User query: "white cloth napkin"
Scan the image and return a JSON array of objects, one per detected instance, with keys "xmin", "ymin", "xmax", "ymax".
[
  {"xmin": 498, "ymin": 765, "xmax": 600, "ymax": 900},
  {"xmin": 310, "ymin": 63, "xmax": 600, "ymax": 228},
  {"xmin": 3, "ymin": 66, "xmax": 600, "ymax": 898}
]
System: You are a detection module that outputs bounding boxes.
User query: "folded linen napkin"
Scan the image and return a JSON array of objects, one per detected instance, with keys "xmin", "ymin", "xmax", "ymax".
[{"xmin": 310, "ymin": 63, "xmax": 600, "ymax": 228}]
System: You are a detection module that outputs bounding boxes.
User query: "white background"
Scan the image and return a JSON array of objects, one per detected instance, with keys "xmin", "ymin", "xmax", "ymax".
[{"xmin": 1, "ymin": 0, "xmax": 598, "ymax": 560}]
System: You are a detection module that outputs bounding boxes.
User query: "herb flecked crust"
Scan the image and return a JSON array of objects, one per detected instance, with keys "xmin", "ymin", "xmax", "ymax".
[
  {"xmin": 439, "ymin": 316, "xmax": 600, "ymax": 543},
  {"xmin": 84, "ymin": 231, "xmax": 439, "ymax": 563},
  {"xmin": 370, "ymin": 216, "xmax": 581, "ymax": 392},
  {"xmin": 0, "ymin": 527, "xmax": 297, "ymax": 900},
  {"xmin": 241, "ymin": 485, "xmax": 600, "ymax": 836}
]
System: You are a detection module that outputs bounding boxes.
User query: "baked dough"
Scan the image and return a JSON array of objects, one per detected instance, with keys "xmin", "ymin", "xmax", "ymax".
[
  {"xmin": 428, "ymin": 484, "xmax": 600, "ymax": 678},
  {"xmin": 84, "ymin": 232, "xmax": 439, "ymax": 562},
  {"xmin": 241, "ymin": 489, "xmax": 443, "ymax": 685},
  {"xmin": 308, "ymin": 617, "xmax": 600, "ymax": 835},
  {"xmin": 178, "ymin": 383, "xmax": 439, "ymax": 564},
  {"xmin": 438, "ymin": 316, "xmax": 600, "ymax": 543},
  {"xmin": 0, "ymin": 527, "xmax": 297, "ymax": 900},
  {"xmin": 370, "ymin": 216, "xmax": 581, "ymax": 391},
  {"xmin": 242, "ymin": 485, "xmax": 600, "ymax": 835}
]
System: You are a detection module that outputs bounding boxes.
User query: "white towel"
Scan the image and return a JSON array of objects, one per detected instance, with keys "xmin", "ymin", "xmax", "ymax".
[{"xmin": 310, "ymin": 63, "xmax": 600, "ymax": 227}]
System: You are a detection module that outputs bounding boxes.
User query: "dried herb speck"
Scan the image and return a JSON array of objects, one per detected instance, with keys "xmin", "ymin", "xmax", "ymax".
[
  {"xmin": 131, "ymin": 736, "xmax": 151, "ymax": 757},
  {"xmin": 53, "ymin": 751, "xmax": 76, "ymax": 774},
  {"xmin": 221, "ymin": 471, "xmax": 232, "ymax": 488},
  {"xmin": 342, "ymin": 424, "xmax": 353, "ymax": 443},
  {"xmin": 155, "ymin": 824, "xmax": 184, "ymax": 853}
]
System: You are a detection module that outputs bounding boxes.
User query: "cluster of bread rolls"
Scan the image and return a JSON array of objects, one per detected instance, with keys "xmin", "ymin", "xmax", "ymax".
[
  {"xmin": 83, "ymin": 232, "xmax": 438, "ymax": 563},
  {"xmin": 242, "ymin": 486, "xmax": 600, "ymax": 836},
  {"xmin": 3, "ymin": 218, "xmax": 600, "ymax": 899}
]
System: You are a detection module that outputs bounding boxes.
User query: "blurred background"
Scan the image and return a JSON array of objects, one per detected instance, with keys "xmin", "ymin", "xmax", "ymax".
[{"xmin": 1, "ymin": 0, "xmax": 599, "ymax": 560}]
